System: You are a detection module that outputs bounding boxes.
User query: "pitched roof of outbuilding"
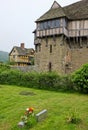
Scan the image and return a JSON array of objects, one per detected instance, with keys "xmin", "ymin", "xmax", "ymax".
[
  {"xmin": 36, "ymin": 0, "xmax": 88, "ymax": 22},
  {"xmin": 9, "ymin": 46, "xmax": 34, "ymax": 56},
  {"xmin": 15, "ymin": 47, "xmax": 33, "ymax": 56}
]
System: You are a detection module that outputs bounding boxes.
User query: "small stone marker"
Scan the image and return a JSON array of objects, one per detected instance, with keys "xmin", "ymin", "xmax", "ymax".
[
  {"xmin": 18, "ymin": 121, "xmax": 25, "ymax": 128},
  {"xmin": 36, "ymin": 109, "xmax": 47, "ymax": 122}
]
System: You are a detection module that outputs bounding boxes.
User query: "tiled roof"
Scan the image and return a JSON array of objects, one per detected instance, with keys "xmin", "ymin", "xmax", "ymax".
[
  {"xmin": 15, "ymin": 47, "xmax": 34, "ymax": 56},
  {"xmin": 64, "ymin": 0, "xmax": 88, "ymax": 20},
  {"xmin": 36, "ymin": 0, "xmax": 88, "ymax": 22},
  {"xmin": 9, "ymin": 46, "xmax": 34, "ymax": 56},
  {"xmin": 36, "ymin": 6, "xmax": 66, "ymax": 22}
]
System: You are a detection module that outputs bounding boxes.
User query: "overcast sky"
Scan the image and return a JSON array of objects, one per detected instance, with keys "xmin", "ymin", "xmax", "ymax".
[{"xmin": 0, "ymin": 0, "xmax": 80, "ymax": 52}]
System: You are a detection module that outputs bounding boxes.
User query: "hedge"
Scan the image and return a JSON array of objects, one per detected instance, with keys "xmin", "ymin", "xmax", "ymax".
[{"xmin": 0, "ymin": 64, "xmax": 88, "ymax": 93}]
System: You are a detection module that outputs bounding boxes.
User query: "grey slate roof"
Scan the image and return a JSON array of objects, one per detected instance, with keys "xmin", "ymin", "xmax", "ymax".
[
  {"xmin": 9, "ymin": 46, "xmax": 34, "ymax": 56},
  {"xmin": 36, "ymin": 6, "xmax": 66, "ymax": 22},
  {"xmin": 64, "ymin": 0, "xmax": 88, "ymax": 20},
  {"xmin": 16, "ymin": 47, "xmax": 33, "ymax": 56},
  {"xmin": 36, "ymin": 0, "xmax": 88, "ymax": 22}
]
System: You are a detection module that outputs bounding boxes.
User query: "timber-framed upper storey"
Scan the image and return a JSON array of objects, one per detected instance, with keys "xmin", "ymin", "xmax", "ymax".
[{"xmin": 34, "ymin": 0, "xmax": 88, "ymax": 41}]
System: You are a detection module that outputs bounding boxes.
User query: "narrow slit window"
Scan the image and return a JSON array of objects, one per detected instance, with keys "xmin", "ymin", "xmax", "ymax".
[
  {"xmin": 48, "ymin": 62, "xmax": 52, "ymax": 72},
  {"xmin": 50, "ymin": 45, "xmax": 52, "ymax": 53}
]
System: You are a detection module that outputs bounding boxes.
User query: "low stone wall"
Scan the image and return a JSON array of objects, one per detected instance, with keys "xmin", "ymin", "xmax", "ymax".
[{"xmin": 11, "ymin": 65, "xmax": 40, "ymax": 72}]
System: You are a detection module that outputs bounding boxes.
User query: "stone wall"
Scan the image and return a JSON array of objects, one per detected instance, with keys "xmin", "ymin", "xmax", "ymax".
[
  {"xmin": 35, "ymin": 35, "xmax": 69, "ymax": 74},
  {"xmin": 71, "ymin": 48, "xmax": 88, "ymax": 72},
  {"xmin": 35, "ymin": 36, "xmax": 88, "ymax": 74},
  {"xmin": 11, "ymin": 65, "xmax": 40, "ymax": 72}
]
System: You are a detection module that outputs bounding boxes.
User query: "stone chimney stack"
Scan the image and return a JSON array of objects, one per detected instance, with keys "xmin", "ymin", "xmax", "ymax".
[{"xmin": 21, "ymin": 43, "xmax": 25, "ymax": 49}]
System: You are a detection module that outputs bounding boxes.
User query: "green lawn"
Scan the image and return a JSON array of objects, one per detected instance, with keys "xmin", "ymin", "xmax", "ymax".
[{"xmin": 0, "ymin": 85, "xmax": 88, "ymax": 130}]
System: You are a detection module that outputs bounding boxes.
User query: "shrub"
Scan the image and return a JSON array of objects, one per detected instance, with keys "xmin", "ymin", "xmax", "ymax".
[
  {"xmin": 59, "ymin": 75, "xmax": 74, "ymax": 91},
  {"xmin": 0, "ymin": 64, "xmax": 10, "ymax": 72},
  {"xmin": 72, "ymin": 64, "xmax": 88, "ymax": 93},
  {"xmin": 0, "ymin": 69, "xmax": 22, "ymax": 85},
  {"xmin": 18, "ymin": 72, "xmax": 39, "ymax": 88},
  {"xmin": 38, "ymin": 73, "xmax": 65, "ymax": 90},
  {"xmin": 66, "ymin": 109, "xmax": 81, "ymax": 124}
]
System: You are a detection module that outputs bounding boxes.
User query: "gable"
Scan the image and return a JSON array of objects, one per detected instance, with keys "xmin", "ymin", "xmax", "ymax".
[
  {"xmin": 51, "ymin": 1, "xmax": 61, "ymax": 9},
  {"xmin": 9, "ymin": 47, "xmax": 18, "ymax": 56}
]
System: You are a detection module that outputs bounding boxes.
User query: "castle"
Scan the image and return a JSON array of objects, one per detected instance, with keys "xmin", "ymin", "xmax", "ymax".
[{"xmin": 33, "ymin": 0, "xmax": 88, "ymax": 74}]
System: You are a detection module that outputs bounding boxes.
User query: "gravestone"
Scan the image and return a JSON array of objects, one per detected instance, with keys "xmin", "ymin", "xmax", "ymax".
[{"xmin": 36, "ymin": 109, "xmax": 47, "ymax": 122}]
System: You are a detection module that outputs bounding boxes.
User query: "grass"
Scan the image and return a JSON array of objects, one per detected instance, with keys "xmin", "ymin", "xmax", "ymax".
[{"xmin": 0, "ymin": 85, "xmax": 88, "ymax": 130}]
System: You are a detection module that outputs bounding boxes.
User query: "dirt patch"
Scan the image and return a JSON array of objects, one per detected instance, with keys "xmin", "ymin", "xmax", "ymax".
[{"xmin": 19, "ymin": 91, "xmax": 36, "ymax": 96}]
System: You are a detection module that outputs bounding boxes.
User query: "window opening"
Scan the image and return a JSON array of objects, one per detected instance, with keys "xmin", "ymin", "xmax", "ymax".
[
  {"xmin": 50, "ymin": 45, "xmax": 52, "ymax": 53},
  {"xmin": 48, "ymin": 62, "xmax": 52, "ymax": 72}
]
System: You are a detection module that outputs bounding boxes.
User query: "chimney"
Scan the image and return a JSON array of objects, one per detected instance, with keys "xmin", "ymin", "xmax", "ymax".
[{"xmin": 21, "ymin": 43, "xmax": 25, "ymax": 49}]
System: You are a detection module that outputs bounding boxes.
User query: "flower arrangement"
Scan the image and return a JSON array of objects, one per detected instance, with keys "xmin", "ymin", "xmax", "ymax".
[{"xmin": 18, "ymin": 107, "xmax": 34, "ymax": 128}]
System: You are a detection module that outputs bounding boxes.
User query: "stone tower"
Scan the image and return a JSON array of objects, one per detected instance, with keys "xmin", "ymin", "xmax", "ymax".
[{"xmin": 33, "ymin": 0, "xmax": 88, "ymax": 74}]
